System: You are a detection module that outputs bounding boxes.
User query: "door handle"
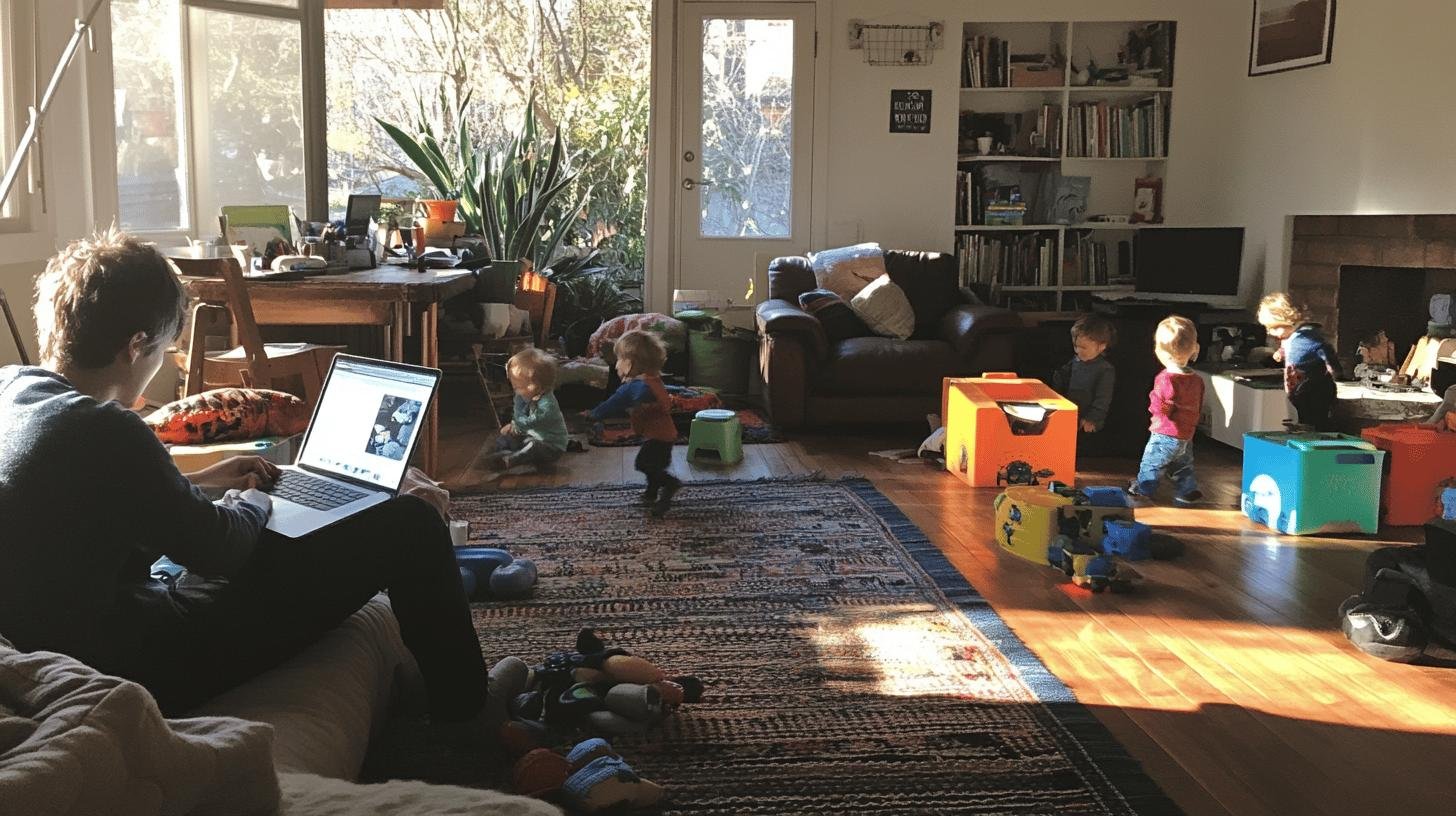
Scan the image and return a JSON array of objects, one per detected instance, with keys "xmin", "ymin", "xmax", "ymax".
[{"xmin": 682, "ymin": 178, "xmax": 716, "ymax": 190}]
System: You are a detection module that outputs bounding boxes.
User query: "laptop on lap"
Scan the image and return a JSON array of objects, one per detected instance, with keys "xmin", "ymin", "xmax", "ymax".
[{"xmin": 264, "ymin": 354, "xmax": 441, "ymax": 538}]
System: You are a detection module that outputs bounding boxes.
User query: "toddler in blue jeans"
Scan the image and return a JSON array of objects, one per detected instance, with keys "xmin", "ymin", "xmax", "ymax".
[{"xmin": 1130, "ymin": 315, "xmax": 1206, "ymax": 506}]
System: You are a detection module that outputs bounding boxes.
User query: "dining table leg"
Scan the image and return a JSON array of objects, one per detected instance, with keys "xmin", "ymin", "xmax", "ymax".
[{"xmin": 420, "ymin": 302, "xmax": 440, "ymax": 476}]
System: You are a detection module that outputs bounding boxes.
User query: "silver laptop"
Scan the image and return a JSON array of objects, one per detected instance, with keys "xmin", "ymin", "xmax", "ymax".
[{"xmin": 264, "ymin": 354, "xmax": 441, "ymax": 538}]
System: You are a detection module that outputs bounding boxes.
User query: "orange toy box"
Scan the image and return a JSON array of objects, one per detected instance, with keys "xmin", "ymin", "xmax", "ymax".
[
  {"xmin": 1360, "ymin": 424, "xmax": 1456, "ymax": 526},
  {"xmin": 942, "ymin": 373, "xmax": 1078, "ymax": 487}
]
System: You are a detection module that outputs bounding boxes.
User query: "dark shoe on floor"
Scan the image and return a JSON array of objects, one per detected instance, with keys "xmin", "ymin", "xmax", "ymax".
[
  {"xmin": 651, "ymin": 479, "xmax": 682, "ymax": 518},
  {"xmin": 1173, "ymin": 490, "xmax": 1205, "ymax": 507},
  {"xmin": 638, "ymin": 489, "xmax": 659, "ymax": 507}
]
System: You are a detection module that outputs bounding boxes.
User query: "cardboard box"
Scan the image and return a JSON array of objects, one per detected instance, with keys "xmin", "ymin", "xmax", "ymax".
[{"xmin": 1011, "ymin": 65, "xmax": 1065, "ymax": 87}]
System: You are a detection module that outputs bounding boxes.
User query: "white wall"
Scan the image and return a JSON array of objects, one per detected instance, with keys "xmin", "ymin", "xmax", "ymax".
[
  {"xmin": 821, "ymin": 1, "xmax": 1245, "ymax": 251},
  {"xmin": 0, "ymin": 0, "xmax": 108, "ymax": 365},
  {"xmin": 1221, "ymin": 0, "xmax": 1456, "ymax": 293}
]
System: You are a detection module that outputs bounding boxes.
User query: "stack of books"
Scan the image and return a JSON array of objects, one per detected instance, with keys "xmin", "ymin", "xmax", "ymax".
[
  {"xmin": 1067, "ymin": 95, "xmax": 1167, "ymax": 158},
  {"xmin": 957, "ymin": 232, "xmax": 1056, "ymax": 288},
  {"xmin": 961, "ymin": 35, "xmax": 1010, "ymax": 88}
]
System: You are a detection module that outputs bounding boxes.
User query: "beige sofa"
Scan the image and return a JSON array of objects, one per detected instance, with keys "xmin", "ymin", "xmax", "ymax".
[{"xmin": 0, "ymin": 594, "xmax": 559, "ymax": 816}]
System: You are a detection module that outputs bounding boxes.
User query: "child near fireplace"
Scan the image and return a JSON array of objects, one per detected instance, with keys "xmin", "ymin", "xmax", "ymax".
[{"xmin": 1258, "ymin": 292, "xmax": 1343, "ymax": 431}]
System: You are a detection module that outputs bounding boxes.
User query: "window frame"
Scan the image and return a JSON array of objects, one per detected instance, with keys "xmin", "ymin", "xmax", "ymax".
[
  {"xmin": 0, "ymin": 0, "xmax": 36, "ymax": 236},
  {"xmin": 106, "ymin": 0, "xmax": 328, "ymax": 240}
]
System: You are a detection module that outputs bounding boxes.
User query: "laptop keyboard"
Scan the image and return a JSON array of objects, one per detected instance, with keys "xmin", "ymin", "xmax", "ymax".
[{"xmin": 267, "ymin": 471, "xmax": 370, "ymax": 511}]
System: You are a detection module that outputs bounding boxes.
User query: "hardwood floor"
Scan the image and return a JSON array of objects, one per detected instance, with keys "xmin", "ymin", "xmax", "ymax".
[{"xmin": 434, "ymin": 398, "xmax": 1455, "ymax": 816}]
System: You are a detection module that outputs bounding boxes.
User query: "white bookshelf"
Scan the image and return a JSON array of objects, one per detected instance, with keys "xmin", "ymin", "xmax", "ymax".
[{"xmin": 956, "ymin": 19, "xmax": 1176, "ymax": 310}]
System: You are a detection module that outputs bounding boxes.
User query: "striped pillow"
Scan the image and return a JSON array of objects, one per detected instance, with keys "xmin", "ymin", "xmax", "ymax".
[{"xmin": 799, "ymin": 289, "xmax": 871, "ymax": 345}]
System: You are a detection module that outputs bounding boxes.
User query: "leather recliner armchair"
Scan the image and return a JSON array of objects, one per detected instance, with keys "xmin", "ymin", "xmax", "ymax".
[{"xmin": 756, "ymin": 249, "xmax": 1023, "ymax": 429}]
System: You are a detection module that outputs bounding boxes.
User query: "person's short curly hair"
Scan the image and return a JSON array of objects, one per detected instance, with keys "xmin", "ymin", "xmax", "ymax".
[
  {"xmin": 1257, "ymin": 292, "xmax": 1306, "ymax": 328},
  {"xmin": 33, "ymin": 228, "xmax": 186, "ymax": 369},
  {"xmin": 506, "ymin": 347, "xmax": 558, "ymax": 392},
  {"xmin": 614, "ymin": 329, "xmax": 667, "ymax": 377}
]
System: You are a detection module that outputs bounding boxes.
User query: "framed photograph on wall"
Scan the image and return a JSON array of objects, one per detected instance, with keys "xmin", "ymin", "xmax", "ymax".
[{"xmin": 1249, "ymin": 0, "xmax": 1336, "ymax": 76}]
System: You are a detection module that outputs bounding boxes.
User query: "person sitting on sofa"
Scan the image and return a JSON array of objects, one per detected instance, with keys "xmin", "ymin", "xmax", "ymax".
[{"xmin": 0, "ymin": 229, "xmax": 512, "ymax": 737}]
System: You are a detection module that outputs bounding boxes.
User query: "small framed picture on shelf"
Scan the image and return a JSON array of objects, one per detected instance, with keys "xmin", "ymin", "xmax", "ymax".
[
  {"xmin": 1249, "ymin": 0, "xmax": 1336, "ymax": 76},
  {"xmin": 1130, "ymin": 176, "xmax": 1163, "ymax": 224}
]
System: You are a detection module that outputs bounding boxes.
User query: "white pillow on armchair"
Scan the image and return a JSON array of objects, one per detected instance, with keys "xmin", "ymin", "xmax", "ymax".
[{"xmin": 849, "ymin": 274, "xmax": 915, "ymax": 340}]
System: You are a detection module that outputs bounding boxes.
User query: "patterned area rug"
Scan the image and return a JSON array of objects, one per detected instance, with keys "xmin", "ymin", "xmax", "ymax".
[{"xmin": 451, "ymin": 479, "xmax": 1180, "ymax": 815}]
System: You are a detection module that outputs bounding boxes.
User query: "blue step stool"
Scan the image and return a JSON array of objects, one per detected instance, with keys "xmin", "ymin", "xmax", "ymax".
[{"xmin": 687, "ymin": 408, "xmax": 743, "ymax": 465}]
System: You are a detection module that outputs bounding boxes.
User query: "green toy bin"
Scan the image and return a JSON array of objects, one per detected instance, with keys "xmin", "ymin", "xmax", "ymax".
[
  {"xmin": 677, "ymin": 310, "xmax": 755, "ymax": 396},
  {"xmin": 1241, "ymin": 432, "xmax": 1384, "ymax": 535}
]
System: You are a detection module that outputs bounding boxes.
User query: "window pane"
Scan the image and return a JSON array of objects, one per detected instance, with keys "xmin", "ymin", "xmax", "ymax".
[
  {"xmin": 0, "ymin": 0, "xmax": 12, "ymax": 219},
  {"xmin": 699, "ymin": 18, "xmax": 794, "ymax": 239},
  {"xmin": 189, "ymin": 7, "xmax": 305, "ymax": 231},
  {"xmin": 111, "ymin": 0, "xmax": 187, "ymax": 231}
]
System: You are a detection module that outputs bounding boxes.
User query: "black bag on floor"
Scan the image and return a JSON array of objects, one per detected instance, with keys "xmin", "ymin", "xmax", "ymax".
[{"xmin": 1339, "ymin": 521, "xmax": 1456, "ymax": 664}]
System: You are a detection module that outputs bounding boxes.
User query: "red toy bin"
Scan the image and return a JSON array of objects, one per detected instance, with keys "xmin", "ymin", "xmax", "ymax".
[{"xmin": 1360, "ymin": 424, "xmax": 1456, "ymax": 526}]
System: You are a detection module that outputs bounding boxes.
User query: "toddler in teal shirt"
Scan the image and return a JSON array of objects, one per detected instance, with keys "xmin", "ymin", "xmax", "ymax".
[{"xmin": 485, "ymin": 348, "xmax": 569, "ymax": 470}]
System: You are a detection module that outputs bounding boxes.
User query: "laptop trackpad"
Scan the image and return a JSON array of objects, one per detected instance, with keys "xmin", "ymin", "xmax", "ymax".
[{"xmin": 267, "ymin": 490, "xmax": 389, "ymax": 538}]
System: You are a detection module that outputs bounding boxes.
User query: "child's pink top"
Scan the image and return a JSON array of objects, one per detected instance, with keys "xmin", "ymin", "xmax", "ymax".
[{"xmin": 1148, "ymin": 369, "xmax": 1204, "ymax": 439}]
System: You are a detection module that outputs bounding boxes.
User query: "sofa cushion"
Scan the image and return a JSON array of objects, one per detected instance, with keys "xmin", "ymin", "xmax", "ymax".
[
  {"xmin": 798, "ymin": 289, "xmax": 870, "ymax": 344},
  {"xmin": 884, "ymin": 250, "xmax": 962, "ymax": 338},
  {"xmin": 189, "ymin": 593, "xmax": 413, "ymax": 781},
  {"xmin": 850, "ymin": 275, "xmax": 916, "ymax": 340},
  {"xmin": 810, "ymin": 242, "xmax": 886, "ymax": 300},
  {"xmin": 0, "ymin": 641, "xmax": 279, "ymax": 816},
  {"xmin": 816, "ymin": 337, "xmax": 961, "ymax": 396}
]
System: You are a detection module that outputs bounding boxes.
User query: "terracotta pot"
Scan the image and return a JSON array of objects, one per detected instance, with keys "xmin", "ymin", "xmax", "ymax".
[{"xmin": 418, "ymin": 199, "xmax": 459, "ymax": 222}]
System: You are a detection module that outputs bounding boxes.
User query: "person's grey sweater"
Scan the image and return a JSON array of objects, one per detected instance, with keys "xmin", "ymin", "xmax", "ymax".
[
  {"xmin": 0, "ymin": 366, "xmax": 266, "ymax": 661},
  {"xmin": 1051, "ymin": 355, "xmax": 1116, "ymax": 430}
]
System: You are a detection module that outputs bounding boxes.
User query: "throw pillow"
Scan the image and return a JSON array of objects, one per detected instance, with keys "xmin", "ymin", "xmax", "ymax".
[
  {"xmin": 798, "ymin": 289, "xmax": 871, "ymax": 344},
  {"xmin": 809, "ymin": 242, "xmax": 886, "ymax": 301},
  {"xmin": 850, "ymin": 274, "xmax": 915, "ymax": 340},
  {"xmin": 145, "ymin": 388, "xmax": 310, "ymax": 445}
]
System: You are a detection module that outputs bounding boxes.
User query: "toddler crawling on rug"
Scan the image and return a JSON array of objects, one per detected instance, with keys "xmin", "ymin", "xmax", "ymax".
[{"xmin": 588, "ymin": 330, "xmax": 683, "ymax": 517}]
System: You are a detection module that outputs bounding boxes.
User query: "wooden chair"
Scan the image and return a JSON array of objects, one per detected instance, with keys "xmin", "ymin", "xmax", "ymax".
[
  {"xmin": 1, "ymin": 287, "xmax": 30, "ymax": 365},
  {"xmin": 176, "ymin": 247, "xmax": 344, "ymax": 409}
]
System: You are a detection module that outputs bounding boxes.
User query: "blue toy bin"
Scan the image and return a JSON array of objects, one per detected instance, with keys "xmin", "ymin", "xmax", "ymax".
[{"xmin": 1241, "ymin": 432, "xmax": 1384, "ymax": 536}]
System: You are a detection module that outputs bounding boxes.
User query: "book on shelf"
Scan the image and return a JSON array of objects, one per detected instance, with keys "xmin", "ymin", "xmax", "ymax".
[
  {"xmin": 1066, "ymin": 95, "xmax": 1167, "ymax": 158},
  {"xmin": 956, "ymin": 231, "xmax": 1056, "ymax": 288},
  {"xmin": 1064, "ymin": 233, "xmax": 1135, "ymax": 286},
  {"xmin": 962, "ymin": 35, "xmax": 1012, "ymax": 88}
]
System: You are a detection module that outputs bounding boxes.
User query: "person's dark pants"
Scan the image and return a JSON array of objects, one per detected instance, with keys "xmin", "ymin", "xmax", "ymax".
[
  {"xmin": 635, "ymin": 438, "xmax": 679, "ymax": 498},
  {"xmin": 1290, "ymin": 377, "xmax": 1337, "ymax": 431},
  {"xmin": 101, "ymin": 496, "xmax": 488, "ymax": 721}
]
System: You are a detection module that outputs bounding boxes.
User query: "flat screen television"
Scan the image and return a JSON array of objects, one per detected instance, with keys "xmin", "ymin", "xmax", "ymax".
[{"xmin": 1133, "ymin": 227, "xmax": 1244, "ymax": 297}]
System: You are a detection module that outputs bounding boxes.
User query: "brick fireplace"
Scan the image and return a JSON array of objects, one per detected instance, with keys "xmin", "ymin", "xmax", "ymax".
[{"xmin": 1289, "ymin": 214, "xmax": 1456, "ymax": 367}]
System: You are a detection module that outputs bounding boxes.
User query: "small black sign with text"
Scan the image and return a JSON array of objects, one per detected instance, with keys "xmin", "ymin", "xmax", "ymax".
[{"xmin": 889, "ymin": 89, "xmax": 932, "ymax": 134}]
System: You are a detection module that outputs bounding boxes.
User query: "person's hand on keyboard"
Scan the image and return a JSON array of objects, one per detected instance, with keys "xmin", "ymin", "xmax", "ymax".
[{"xmin": 188, "ymin": 455, "xmax": 281, "ymax": 491}]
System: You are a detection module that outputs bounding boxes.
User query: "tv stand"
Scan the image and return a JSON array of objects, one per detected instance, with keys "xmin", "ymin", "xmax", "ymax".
[{"xmin": 1092, "ymin": 297, "xmax": 1208, "ymax": 317}]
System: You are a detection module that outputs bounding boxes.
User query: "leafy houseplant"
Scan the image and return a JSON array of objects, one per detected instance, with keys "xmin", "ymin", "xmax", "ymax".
[
  {"xmin": 376, "ymin": 92, "xmax": 589, "ymax": 301},
  {"xmin": 545, "ymin": 248, "xmax": 643, "ymax": 356}
]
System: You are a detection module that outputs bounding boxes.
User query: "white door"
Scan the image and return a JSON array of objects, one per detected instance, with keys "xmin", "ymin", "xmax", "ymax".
[{"xmin": 676, "ymin": 2, "xmax": 815, "ymax": 302}]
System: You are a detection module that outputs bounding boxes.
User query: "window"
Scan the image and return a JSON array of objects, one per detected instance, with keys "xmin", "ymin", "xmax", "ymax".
[
  {"xmin": 110, "ymin": 0, "xmax": 308, "ymax": 235},
  {"xmin": 0, "ymin": 0, "xmax": 34, "ymax": 226}
]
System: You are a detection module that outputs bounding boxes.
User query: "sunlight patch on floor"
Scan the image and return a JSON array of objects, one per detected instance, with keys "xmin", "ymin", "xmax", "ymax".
[{"xmin": 809, "ymin": 606, "xmax": 1040, "ymax": 703}]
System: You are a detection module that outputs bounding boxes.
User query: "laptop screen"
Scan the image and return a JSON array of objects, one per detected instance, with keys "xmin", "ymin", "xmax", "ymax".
[{"xmin": 297, "ymin": 356, "xmax": 439, "ymax": 490}]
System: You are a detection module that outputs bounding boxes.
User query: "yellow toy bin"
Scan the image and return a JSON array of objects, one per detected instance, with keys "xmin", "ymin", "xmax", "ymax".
[
  {"xmin": 994, "ymin": 485, "xmax": 1074, "ymax": 563},
  {"xmin": 942, "ymin": 373, "xmax": 1079, "ymax": 487}
]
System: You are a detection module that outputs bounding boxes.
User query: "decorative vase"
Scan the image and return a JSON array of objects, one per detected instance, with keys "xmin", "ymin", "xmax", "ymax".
[{"xmin": 976, "ymin": 135, "xmax": 994, "ymax": 155}]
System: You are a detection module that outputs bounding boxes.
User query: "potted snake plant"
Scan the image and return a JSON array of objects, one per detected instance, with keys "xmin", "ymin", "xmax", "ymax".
[{"xmin": 377, "ymin": 92, "xmax": 589, "ymax": 302}]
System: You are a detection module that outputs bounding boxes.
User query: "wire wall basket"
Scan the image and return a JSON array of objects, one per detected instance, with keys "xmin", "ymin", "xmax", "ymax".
[{"xmin": 851, "ymin": 21, "xmax": 944, "ymax": 66}]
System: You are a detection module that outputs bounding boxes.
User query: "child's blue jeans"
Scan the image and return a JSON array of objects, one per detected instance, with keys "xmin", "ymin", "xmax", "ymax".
[{"xmin": 1135, "ymin": 432, "xmax": 1197, "ymax": 498}]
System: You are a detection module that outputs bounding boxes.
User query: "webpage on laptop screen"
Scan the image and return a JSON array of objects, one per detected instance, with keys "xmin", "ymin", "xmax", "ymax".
[{"xmin": 298, "ymin": 358, "xmax": 436, "ymax": 489}]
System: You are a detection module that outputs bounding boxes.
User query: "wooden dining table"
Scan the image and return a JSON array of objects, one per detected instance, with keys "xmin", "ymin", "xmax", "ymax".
[{"xmin": 178, "ymin": 263, "xmax": 476, "ymax": 476}]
